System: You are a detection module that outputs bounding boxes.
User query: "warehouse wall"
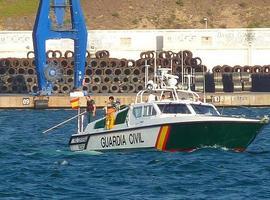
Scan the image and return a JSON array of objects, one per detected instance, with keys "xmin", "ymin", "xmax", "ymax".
[{"xmin": 0, "ymin": 28, "xmax": 269, "ymax": 70}]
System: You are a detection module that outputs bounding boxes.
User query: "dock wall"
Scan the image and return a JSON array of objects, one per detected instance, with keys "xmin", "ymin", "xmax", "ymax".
[{"xmin": 0, "ymin": 93, "xmax": 270, "ymax": 109}]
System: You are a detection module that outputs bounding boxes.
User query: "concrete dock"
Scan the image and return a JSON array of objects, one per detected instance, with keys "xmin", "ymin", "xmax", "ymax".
[
  {"xmin": 0, "ymin": 94, "xmax": 136, "ymax": 109},
  {"xmin": 0, "ymin": 92, "xmax": 270, "ymax": 109}
]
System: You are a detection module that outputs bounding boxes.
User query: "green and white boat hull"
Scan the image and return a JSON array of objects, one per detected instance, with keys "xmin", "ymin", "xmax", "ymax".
[{"xmin": 69, "ymin": 115, "xmax": 267, "ymax": 152}]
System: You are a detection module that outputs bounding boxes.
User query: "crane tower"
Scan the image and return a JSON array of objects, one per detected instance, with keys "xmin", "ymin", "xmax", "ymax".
[{"xmin": 33, "ymin": 0, "xmax": 87, "ymax": 95}]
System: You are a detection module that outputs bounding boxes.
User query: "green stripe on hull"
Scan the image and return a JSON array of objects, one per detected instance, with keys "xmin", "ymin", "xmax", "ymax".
[{"xmin": 166, "ymin": 122, "xmax": 264, "ymax": 151}]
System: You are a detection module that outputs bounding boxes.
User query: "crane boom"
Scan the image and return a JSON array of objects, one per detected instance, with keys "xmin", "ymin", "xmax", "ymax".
[{"xmin": 33, "ymin": 0, "xmax": 87, "ymax": 95}]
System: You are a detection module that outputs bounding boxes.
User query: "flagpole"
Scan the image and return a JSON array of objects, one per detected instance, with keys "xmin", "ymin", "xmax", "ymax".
[
  {"xmin": 77, "ymin": 107, "xmax": 80, "ymax": 133},
  {"xmin": 42, "ymin": 111, "xmax": 86, "ymax": 134}
]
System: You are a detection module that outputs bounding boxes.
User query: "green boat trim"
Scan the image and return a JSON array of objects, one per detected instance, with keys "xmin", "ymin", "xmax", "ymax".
[{"xmin": 164, "ymin": 121, "xmax": 265, "ymax": 152}]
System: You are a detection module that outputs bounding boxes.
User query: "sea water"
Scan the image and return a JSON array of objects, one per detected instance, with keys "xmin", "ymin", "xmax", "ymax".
[{"xmin": 0, "ymin": 107, "xmax": 270, "ymax": 199}]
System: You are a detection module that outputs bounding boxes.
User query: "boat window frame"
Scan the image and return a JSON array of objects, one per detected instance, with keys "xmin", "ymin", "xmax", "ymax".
[
  {"xmin": 143, "ymin": 105, "xmax": 157, "ymax": 117},
  {"xmin": 132, "ymin": 104, "xmax": 158, "ymax": 119},
  {"xmin": 132, "ymin": 106, "xmax": 143, "ymax": 118}
]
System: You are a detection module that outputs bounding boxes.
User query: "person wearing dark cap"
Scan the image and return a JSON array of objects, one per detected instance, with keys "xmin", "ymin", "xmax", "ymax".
[{"xmin": 86, "ymin": 95, "xmax": 96, "ymax": 123}]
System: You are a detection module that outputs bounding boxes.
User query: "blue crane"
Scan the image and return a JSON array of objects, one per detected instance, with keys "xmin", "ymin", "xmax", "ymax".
[{"xmin": 33, "ymin": 0, "xmax": 87, "ymax": 95}]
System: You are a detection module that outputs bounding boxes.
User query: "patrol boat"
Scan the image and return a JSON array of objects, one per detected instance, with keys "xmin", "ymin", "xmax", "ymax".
[{"xmin": 69, "ymin": 69, "xmax": 269, "ymax": 152}]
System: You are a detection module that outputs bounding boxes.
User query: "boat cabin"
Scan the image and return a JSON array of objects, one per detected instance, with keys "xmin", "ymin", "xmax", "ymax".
[{"xmin": 85, "ymin": 88, "xmax": 220, "ymax": 132}]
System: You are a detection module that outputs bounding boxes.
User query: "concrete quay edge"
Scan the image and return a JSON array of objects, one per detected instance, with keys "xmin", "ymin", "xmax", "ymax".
[{"xmin": 0, "ymin": 92, "xmax": 270, "ymax": 109}]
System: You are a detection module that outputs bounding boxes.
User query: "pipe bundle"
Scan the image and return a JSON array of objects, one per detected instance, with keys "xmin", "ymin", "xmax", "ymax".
[
  {"xmin": 0, "ymin": 49, "xmax": 207, "ymax": 94},
  {"xmin": 212, "ymin": 65, "xmax": 270, "ymax": 92}
]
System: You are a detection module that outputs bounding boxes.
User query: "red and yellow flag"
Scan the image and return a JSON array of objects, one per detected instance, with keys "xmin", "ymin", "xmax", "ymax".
[{"xmin": 70, "ymin": 98, "xmax": 80, "ymax": 109}]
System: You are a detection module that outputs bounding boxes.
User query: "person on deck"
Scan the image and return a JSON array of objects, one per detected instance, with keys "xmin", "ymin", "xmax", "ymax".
[
  {"xmin": 86, "ymin": 95, "xmax": 96, "ymax": 123},
  {"xmin": 161, "ymin": 94, "xmax": 166, "ymax": 100},
  {"xmin": 105, "ymin": 96, "xmax": 117, "ymax": 130},
  {"xmin": 115, "ymin": 98, "xmax": 121, "ymax": 111}
]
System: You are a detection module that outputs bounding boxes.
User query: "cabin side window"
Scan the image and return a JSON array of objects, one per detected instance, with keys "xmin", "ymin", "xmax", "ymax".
[
  {"xmin": 143, "ymin": 105, "xmax": 157, "ymax": 117},
  {"xmin": 157, "ymin": 104, "xmax": 191, "ymax": 114},
  {"xmin": 133, "ymin": 106, "xmax": 142, "ymax": 118}
]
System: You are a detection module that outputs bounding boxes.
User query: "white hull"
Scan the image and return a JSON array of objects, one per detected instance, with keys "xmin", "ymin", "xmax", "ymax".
[
  {"xmin": 70, "ymin": 126, "xmax": 161, "ymax": 151},
  {"xmin": 69, "ymin": 114, "xmax": 264, "ymax": 152}
]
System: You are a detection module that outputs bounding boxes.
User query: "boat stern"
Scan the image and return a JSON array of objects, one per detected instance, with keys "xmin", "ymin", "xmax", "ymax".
[{"xmin": 69, "ymin": 134, "xmax": 90, "ymax": 151}]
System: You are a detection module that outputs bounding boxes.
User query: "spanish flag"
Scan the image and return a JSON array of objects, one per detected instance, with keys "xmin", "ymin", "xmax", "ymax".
[{"xmin": 70, "ymin": 98, "xmax": 80, "ymax": 109}]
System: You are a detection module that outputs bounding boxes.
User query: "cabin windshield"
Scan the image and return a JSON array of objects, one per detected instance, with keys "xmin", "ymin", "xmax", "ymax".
[
  {"xmin": 191, "ymin": 104, "xmax": 219, "ymax": 116},
  {"xmin": 157, "ymin": 103, "xmax": 191, "ymax": 114}
]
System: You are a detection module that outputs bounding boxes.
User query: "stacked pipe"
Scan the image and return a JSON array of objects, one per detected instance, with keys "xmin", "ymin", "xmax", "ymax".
[
  {"xmin": 0, "ymin": 57, "xmax": 36, "ymax": 93},
  {"xmin": 212, "ymin": 65, "xmax": 270, "ymax": 92},
  {"xmin": 0, "ymin": 49, "xmax": 206, "ymax": 94},
  {"xmin": 84, "ymin": 50, "xmax": 145, "ymax": 94},
  {"xmin": 194, "ymin": 66, "xmax": 207, "ymax": 92},
  {"xmin": 137, "ymin": 50, "xmax": 205, "ymax": 92},
  {"xmin": 212, "ymin": 65, "xmax": 223, "ymax": 92},
  {"xmin": 204, "ymin": 73, "xmax": 215, "ymax": 93},
  {"xmin": 251, "ymin": 65, "xmax": 270, "ymax": 92},
  {"xmin": 2, "ymin": 49, "xmax": 270, "ymax": 94}
]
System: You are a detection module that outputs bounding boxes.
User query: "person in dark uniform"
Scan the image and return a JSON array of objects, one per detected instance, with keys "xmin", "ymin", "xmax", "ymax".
[{"xmin": 86, "ymin": 95, "xmax": 96, "ymax": 123}]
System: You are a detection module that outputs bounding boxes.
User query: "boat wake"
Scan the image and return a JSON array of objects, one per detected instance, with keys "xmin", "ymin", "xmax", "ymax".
[
  {"xmin": 74, "ymin": 150, "xmax": 104, "ymax": 156},
  {"xmin": 192, "ymin": 145, "xmax": 231, "ymax": 152}
]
